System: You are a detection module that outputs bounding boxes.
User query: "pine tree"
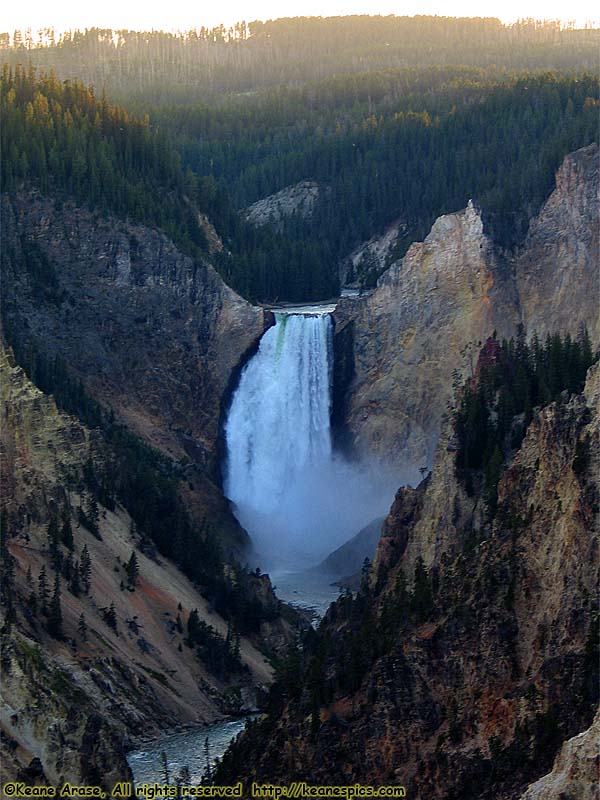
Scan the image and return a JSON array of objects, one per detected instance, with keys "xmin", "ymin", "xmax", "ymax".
[
  {"xmin": 125, "ymin": 550, "xmax": 139, "ymax": 588},
  {"xmin": 233, "ymin": 631, "xmax": 241, "ymax": 663},
  {"xmin": 177, "ymin": 766, "xmax": 191, "ymax": 796},
  {"xmin": 0, "ymin": 512, "xmax": 16, "ymax": 627},
  {"xmin": 25, "ymin": 565, "xmax": 38, "ymax": 614},
  {"xmin": 203, "ymin": 737, "xmax": 212, "ymax": 781},
  {"xmin": 411, "ymin": 557, "xmax": 434, "ymax": 623},
  {"xmin": 484, "ymin": 444, "xmax": 504, "ymax": 513},
  {"xmin": 187, "ymin": 609, "xmax": 201, "ymax": 645},
  {"xmin": 77, "ymin": 612, "xmax": 87, "ymax": 641},
  {"xmin": 87, "ymin": 495, "xmax": 100, "ymax": 538},
  {"xmin": 38, "ymin": 564, "xmax": 49, "ymax": 612},
  {"xmin": 62, "ymin": 552, "xmax": 73, "ymax": 583},
  {"xmin": 160, "ymin": 751, "xmax": 170, "ymax": 784},
  {"xmin": 79, "ymin": 545, "xmax": 92, "ymax": 594},
  {"xmin": 47, "ymin": 573, "xmax": 63, "ymax": 638},
  {"xmin": 60, "ymin": 504, "xmax": 74, "ymax": 551},
  {"xmin": 103, "ymin": 601, "xmax": 117, "ymax": 632},
  {"xmin": 47, "ymin": 513, "xmax": 62, "ymax": 571},
  {"xmin": 70, "ymin": 560, "xmax": 81, "ymax": 596},
  {"xmin": 579, "ymin": 326, "xmax": 594, "ymax": 382}
]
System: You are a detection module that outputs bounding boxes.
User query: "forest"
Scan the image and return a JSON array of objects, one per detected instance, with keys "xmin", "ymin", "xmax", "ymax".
[
  {"xmin": 455, "ymin": 327, "xmax": 597, "ymax": 509},
  {"xmin": 1, "ymin": 17, "xmax": 598, "ymax": 100},
  {"xmin": 2, "ymin": 17, "xmax": 599, "ymax": 300}
]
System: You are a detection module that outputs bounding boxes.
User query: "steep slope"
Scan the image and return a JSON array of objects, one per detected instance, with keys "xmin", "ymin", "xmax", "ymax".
[
  {"xmin": 316, "ymin": 517, "xmax": 385, "ymax": 581},
  {"xmin": 333, "ymin": 144, "xmax": 599, "ymax": 468},
  {"xmin": 214, "ymin": 361, "xmax": 599, "ymax": 799},
  {"xmin": 0, "ymin": 339, "xmax": 274, "ymax": 790},
  {"xmin": 1, "ymin": 190, "xmax": 271, "ymax": 551}
]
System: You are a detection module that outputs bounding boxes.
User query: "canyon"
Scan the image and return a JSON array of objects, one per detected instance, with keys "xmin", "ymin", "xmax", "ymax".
[
  {"xmin": 0, "ymin": 337, "xmax": 286, "ymax": 788},
  {"xmin": 1, "ymin": 140, "xmax": 598, "ymax": 795}
]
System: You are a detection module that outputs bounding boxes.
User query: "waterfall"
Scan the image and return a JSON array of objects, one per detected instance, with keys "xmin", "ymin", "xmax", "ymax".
[
  {"xmin": 224, "ymin": 311, "xmax": 401, "ymax": 570},
  {"xmin": 225, "ymin": 313, "xmax": 333, "ymax": 516}
]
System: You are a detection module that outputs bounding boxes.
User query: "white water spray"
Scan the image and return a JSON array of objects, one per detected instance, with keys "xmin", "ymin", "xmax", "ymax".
[{"xmin": 224, "ymin": 311, "xmax": 400, "ymax": 570}]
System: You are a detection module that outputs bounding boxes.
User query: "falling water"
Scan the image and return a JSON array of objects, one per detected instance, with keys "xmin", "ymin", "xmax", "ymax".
[
  {"xmin": 225, "ymin": 312, "xmax": 333, "ymax": 516},
  {"xmin": 224, "ymin": 311, "xmax": 401, "ymax": 572}
]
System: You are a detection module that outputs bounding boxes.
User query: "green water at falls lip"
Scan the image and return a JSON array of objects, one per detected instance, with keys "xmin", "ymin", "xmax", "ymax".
[{"xmin": 269, "ymin": 302, "xmax": 337, "ymax": 315}]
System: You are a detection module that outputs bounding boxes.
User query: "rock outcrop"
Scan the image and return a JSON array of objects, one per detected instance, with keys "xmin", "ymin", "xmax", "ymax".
[
  {"xmin": 0, "ymin": 339, "xmax": 275, "ymax": 789},
  {"xmin": 516, "ymin": 143, "xmax": 600, "ymax": 346},
  {"xmin": 334, "ymin": 200, "xmax": 519, "ymax": 466},
  {"xmin": 1, "ymin": 190, "xmax": 271, "ymax": 550},
  {"xmin": 215, "ymin": 362, "xmax": 600, "ymax": 799},
  {"xmin": 341, "ymin": 218, "xmax": 406, "ymax": 287},
  {"xmin": 333, "ymin": 144, "xmax": 599, "ymax": 468},
  {"xmin": 518, "ymin": 710, "xmax": 600, "ymax": 800},
  {"xmin": 244, "ymin": 181, "xmax": 321, "ymax": 230}
]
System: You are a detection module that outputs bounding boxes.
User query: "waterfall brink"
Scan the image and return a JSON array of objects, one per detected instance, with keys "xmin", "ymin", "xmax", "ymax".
[{"xmin": 224, "ymin": 311, "xmax": 400, "ymax": 570}]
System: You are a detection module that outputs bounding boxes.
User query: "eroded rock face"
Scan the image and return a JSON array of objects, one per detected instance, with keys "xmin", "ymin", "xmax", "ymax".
[
  {"xmin": 519, "ymin": 710, "xmax": 600, "ymax": 800},
  {"xmin": 1, "ymin": 191, "xmax": 271, "ymax": 550},
  {"xmin": 334, "ymin": 200, "xmax": 519, "ymax": 466},
  {"xmin": 516, "ymin": 143, "xmax": 600, "ymax": 346},
  {"xmin": 1, "ymin": 191, "xmax": 268, "ymax": 473},
  {"xmin": 244, "ymin": 181, "xmax": 321, "ymax": 230},
  {"xmin": 334, "ymin": 145, "xmax": 599, "ymax": 469}
]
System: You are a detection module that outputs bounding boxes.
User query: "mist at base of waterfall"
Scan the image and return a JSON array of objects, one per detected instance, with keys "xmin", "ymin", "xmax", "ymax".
[{"xmin": 231, "ymin": 455, "xmax": 406, "ymax": 571}]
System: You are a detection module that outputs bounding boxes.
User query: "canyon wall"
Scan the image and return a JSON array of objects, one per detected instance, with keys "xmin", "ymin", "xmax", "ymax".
[
  {"xmin": 516, "ymin": 143, "xmax": 600, "ymax": 345},
  {"xmin": 334, "ymin": 144, "xmax": 599, "ymax": 468},
  {"xmin": 1, "ymin": 190, "xmax": 272, "ymax": 550}
]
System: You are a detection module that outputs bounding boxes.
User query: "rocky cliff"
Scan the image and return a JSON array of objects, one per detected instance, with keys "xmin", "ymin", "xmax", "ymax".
[
  {"xmin": 341, "ymin": 218, "xmax": 406, "ymax": 287},
  {"xmin": 1, "ymin": 190, "xmax": 272, "ymax": 551},
  {"xmin": 333, "ymin": 144, "xmax": 599, "ymax": 468},
  {"xmin": 244, "ymin": 181, "xmax": 322, "ymax": 230},
  {"xmin": 0, "ymin": 339, "xmax": 275, "ymax": 790},
  {"xmin": 214, "ymin": 361, "xmax": 599, "ymax": 799},
  {"xmin": 516, "ymin": 143, "xmax": 600, "ymax": 346}
]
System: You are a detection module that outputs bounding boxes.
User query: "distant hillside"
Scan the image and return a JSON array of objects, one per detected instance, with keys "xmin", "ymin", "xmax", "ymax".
[{"xmin": 2, "ymin": 17, "xmax": 598, "ymax": 100}]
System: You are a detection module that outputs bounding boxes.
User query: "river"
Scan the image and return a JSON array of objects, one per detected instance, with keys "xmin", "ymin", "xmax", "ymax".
[{"xmin": 128, "ymin": 717, "xmax": 254, "ymax": 786}]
